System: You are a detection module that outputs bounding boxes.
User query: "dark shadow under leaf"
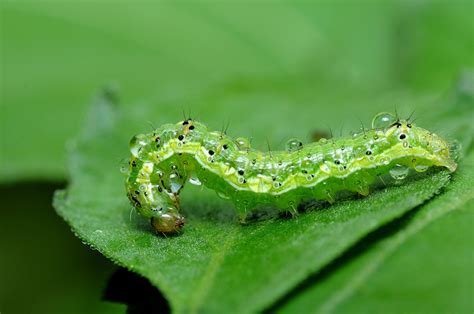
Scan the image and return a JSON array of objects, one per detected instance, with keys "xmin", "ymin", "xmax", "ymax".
[{"xmin": 103, "ymin": 268, "xmax": 170, "ymax": 314}]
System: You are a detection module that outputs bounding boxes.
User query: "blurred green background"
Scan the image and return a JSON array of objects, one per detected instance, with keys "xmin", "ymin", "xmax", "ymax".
[{"xmin": 1, "ymin": 0, "xmax": 473, "ymax": 313}]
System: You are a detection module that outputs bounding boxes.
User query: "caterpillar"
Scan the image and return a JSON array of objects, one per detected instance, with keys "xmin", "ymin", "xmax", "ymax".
[{"xmin": 123, "ymin": 112, "xmax": 457, "ymax": 234}]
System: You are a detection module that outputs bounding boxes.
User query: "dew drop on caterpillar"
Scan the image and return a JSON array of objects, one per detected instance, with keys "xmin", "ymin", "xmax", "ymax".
[{"xmin": 123, "ymin": 112, "xmax": 457, "ymax": 235}]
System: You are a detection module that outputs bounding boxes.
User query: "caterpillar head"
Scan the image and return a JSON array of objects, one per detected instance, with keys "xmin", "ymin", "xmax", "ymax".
[
  {"xmin": 382, "ymin": 117, "xmax": 457, "ymax": 172},
  {"xmin": 151, "ymin": 206, "xmax": 185, "ymax": 234}
]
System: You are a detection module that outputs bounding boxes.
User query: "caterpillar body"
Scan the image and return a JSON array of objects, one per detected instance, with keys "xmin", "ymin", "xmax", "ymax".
[{"xmin": 124, "ymin": 113, "xmax": 457, "ymax": 234}]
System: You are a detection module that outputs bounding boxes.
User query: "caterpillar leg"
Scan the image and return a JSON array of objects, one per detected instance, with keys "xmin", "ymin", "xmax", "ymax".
[
  {"xmin": 238, "ymin": 211, "xmax": 249, "ymax": 225},
  {"xmin": 289, "ymin": 204, "xmax": 299, "ymax": 217},
  {"xmin": 151, "ymin": 207, "xmax": 185, "ymax": 234}
]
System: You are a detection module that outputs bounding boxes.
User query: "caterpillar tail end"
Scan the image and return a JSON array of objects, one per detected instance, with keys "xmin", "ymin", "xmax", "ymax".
[
  {"xmin": 151, "ymin": 207, "xmax": 185, "ymax": 235},
  {"xmin": 445, "ymin": 160, "xmax": 458, "ymax": 173}
]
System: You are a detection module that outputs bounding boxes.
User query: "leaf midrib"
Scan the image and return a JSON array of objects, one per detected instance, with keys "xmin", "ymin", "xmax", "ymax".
[{"xmin": 187, "ymin": 227, "xmax": 239, "ymax": 313}]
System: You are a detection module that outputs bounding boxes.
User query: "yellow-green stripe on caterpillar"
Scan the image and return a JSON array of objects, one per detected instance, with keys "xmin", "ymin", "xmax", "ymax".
[{"xmin": 123, "ymin": 113, "xmax": 457, "ymax": 234}]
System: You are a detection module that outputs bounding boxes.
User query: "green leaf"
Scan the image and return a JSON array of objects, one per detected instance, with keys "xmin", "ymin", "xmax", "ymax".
[
  {"xmin": 53, "ymin": 78, "xmax": 470, "ymax": 313},
  {"xmin": 276, "ymin": 150, "xmax": 474, "ymax": 313}
]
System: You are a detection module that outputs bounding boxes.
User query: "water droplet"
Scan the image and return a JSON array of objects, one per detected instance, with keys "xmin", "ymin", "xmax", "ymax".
[
  {"xmin": 139, "ymin": 184, "xmax": 147, "ymax": 191},
  {"xmin": 189, "ymin": 175, "xmax": 202, "ymax": 186},
  {"xmin": 372, "ymin": 112, "xmax": 396, "ymax": 129},
  {"xmin": 403, "ymin": 141, "xmax": 409, "ymax": 148},
  {"xmin": 414, "ymin": 164, "xmax": 429, "ymax": 172},
  {"xmin": 389, "ymin": 164, "xmax": 409, "ymax": 180},
  {"xmin": 236, "ymin": 137, "xmax": 251, "ymax": 150},
  {"xmin": 320, "ymin": 163, "xmax": 331, "ymax": 174},
  {"xmin": 129, "ymin": 134, "xmax": 148, "ymax": 157},
  {"xmin": 319, "ymin": 138, "xmax": 328, "ymax": 143},
  {"xmin": 216, "ymin": 191, "xmax": 230, "ymax": 200},
  {"xmin": 120, "ymin": 161, "xmax": 129, "ymax": 174},
  {"xmin": 301, "ymin": 159, "xmax": 312, "ymax": 168},
  {"xmin": 288, "ymin": 165, "xmax": 297, "ymax": 174},
  {"xmin": 352, "ymin": 145, "xmax": 363, "ymax": 157},
  {"xmin": 380, "ymin": 157, "xmax": 391, "ymax": 165},
  {"xmin": 286, "ymin": 138, "xmax": 303, "ymax": 152},
  {"xmin": 169, "ymin": 173, "xmax": 182, "ymax": 193}
]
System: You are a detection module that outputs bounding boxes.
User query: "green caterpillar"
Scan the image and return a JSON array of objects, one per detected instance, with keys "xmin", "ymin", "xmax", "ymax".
[{"xmin": 124, "ymin": 113, "xmax": 457, "ymax": 234}]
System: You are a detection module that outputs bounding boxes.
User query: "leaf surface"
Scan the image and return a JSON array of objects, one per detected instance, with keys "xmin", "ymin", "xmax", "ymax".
[{"xmin": 54, "ymin": 84, "xmax": 466, "ymax": 313}]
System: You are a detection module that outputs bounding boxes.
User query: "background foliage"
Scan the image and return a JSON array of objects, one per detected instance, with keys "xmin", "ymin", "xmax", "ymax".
[{"xmin": 1, "ymin": 1, "xmax": 473, "ymax": 313}]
